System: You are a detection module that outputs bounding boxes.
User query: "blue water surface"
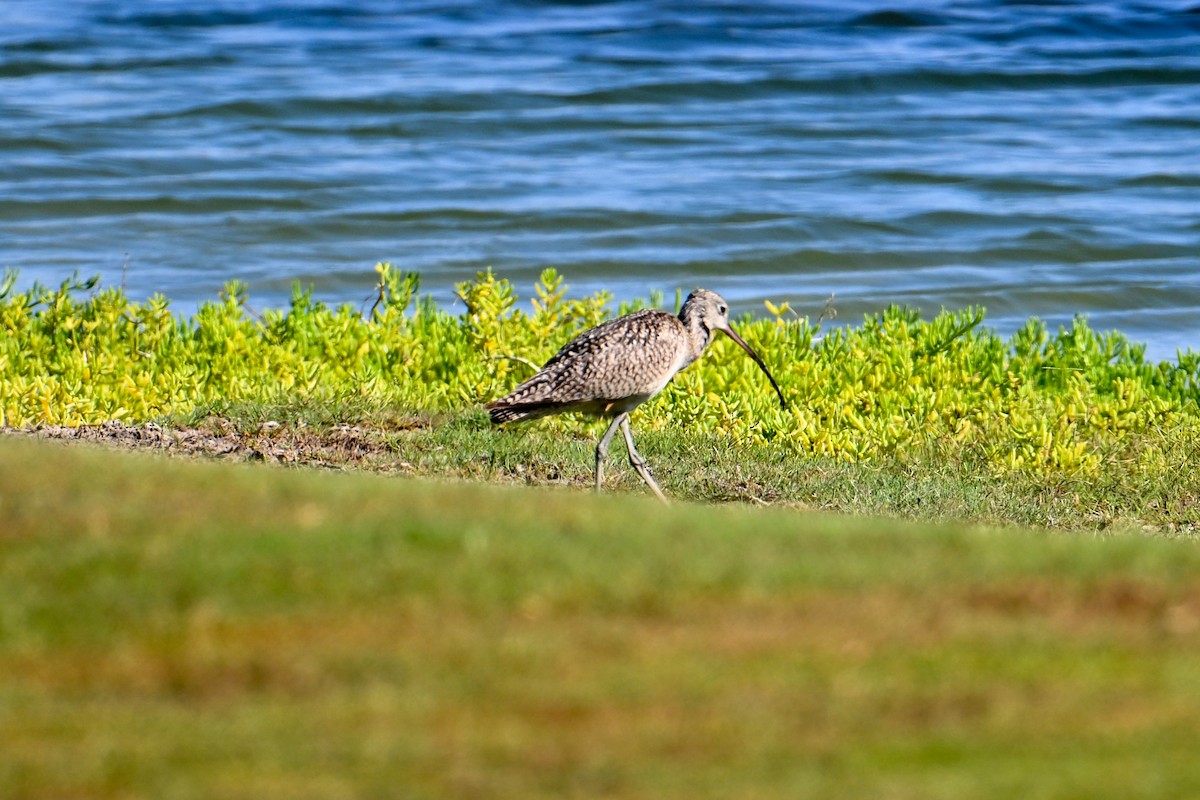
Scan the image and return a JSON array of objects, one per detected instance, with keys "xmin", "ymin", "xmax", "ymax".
[{"xmin": 2, "ymin": 1, "xmax": 1199, "ymax": 358}]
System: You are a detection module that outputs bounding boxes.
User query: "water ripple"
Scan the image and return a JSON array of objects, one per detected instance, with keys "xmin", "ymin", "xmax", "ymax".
[{"xmin": 2, "ymin": 0, "xmax": 1199, "ymax": 358}]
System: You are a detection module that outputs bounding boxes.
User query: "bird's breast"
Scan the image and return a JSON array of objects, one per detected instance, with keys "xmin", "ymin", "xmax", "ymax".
[{"xmin": 640, "ymin": 340, "xmax": 695, "ymax": 397}]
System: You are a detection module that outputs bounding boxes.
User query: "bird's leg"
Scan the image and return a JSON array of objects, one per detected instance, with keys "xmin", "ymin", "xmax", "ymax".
[
  {"xmin": 595, "ymin": 413, "xmax": 625, "ymax": 493},
  {"xmin": 620, "ymin": 416, "xmax": 668, "ymax": 505}
]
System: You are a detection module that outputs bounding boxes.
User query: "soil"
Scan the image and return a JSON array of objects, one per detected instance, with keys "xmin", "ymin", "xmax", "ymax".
[{"xmin": 4, "ymin": 419, "xmax": 417, "ymax": 473}]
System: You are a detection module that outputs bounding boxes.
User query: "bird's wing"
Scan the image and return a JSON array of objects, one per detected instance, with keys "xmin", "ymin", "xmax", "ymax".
[{"xmin": 497, "ymin": 310, "xmax": 687, "ymax": 406}]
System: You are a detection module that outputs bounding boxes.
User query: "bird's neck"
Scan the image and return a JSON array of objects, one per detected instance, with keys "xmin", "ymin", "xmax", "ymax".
[{"xmin": 679, "ymin": 312, "xmax": 715, "ymax": 363}]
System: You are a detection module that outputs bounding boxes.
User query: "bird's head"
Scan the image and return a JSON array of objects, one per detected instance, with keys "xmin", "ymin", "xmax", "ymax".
[
  {"xmin": 679, "ymin": 289, "xmax": 787, "ymax": 410},
  {"xmin": 679, "ymin": 288, "xmax": 732, "ymax": 348}
]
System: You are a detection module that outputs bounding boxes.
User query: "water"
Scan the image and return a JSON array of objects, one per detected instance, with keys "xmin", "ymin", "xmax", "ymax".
[{"xmin": 3, "ymin": 1, "xmax": 1200, "ymax": 359}]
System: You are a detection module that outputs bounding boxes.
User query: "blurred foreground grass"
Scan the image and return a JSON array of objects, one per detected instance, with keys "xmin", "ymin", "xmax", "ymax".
[{"xmin": 4, "ymin": 435, "xmax": 1200, "ymax": 799}]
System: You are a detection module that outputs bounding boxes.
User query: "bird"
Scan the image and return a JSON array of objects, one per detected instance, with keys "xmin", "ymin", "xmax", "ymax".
[{"xmin": 486, "ymin": 288, "xmax": 787, "ymax": 503}]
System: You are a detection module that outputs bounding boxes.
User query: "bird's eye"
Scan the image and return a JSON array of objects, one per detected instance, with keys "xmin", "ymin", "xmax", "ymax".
[{"xmin": 718, "ymin": 304, "xmax": 727, "ymax": 315}]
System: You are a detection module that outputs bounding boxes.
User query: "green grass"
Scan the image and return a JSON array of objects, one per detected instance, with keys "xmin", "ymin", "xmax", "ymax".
[
  {"xmin": 163, "ymin": 403, "xmax": 1200, "ymax": 532},
  {"xmin": 5, "ymin": 434, "xmax": 1200, "ymax": 799}
]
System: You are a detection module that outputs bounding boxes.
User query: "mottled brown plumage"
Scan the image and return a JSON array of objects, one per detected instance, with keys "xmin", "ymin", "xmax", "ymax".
[{"xmin": 486, "ymin": 288, "xmax": 786, "ymax": 502}]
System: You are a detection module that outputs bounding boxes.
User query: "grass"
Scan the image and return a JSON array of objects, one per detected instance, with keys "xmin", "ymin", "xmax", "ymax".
[
  {"xmin": 5, "ymin": 433, "xmax": 1200, "ymax": 798},
  {"xmin": 150, "ymin": 400, "xmax": 1200, "ymax": 532}
]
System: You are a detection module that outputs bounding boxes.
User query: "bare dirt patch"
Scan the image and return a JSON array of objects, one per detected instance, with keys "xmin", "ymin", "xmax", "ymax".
[{"xmin": 3, "ymin": 419, "xmax": 422, "ymax": 473}]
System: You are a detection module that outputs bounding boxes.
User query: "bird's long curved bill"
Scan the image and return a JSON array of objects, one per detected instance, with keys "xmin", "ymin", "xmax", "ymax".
[{"xmin": 720, "ymin": 326, "xmax": 788, "ymax": 410}]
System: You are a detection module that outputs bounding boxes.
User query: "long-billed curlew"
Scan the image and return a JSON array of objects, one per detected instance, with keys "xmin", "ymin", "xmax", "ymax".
[{"xmin": 486, "ymin": 289, "xmax": 787, "ymax": 502}]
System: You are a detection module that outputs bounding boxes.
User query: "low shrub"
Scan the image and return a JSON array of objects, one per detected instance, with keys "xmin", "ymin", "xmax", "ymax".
[{"xmin": 3, "ymin": 264, "xmax": 1197, "ymax": 476}]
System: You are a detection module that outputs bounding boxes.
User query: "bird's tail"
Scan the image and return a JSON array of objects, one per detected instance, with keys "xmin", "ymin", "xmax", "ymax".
[{"xmin": 485, "ymin": 401, "xmax": 559, "ymax": 425}]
